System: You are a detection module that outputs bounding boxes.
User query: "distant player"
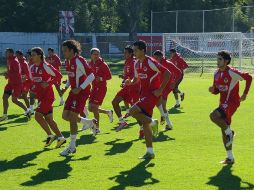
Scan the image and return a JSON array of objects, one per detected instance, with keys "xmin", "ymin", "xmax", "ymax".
[
  {"xmin": 87, "ymin": 48, "xmax": 113, "ymax": 134},
  {"xmin": 169, "ymin": 49, "xmax": 188, "ymax": 108},
  {"xmin": 0, "ymin": 48, "xmax": 31, "ymax": 122},
  {"xmin": 153, "ymin": 50, "xmax": 182, "ymax": 131},
  {"xmin": 60, "ymin": 40, "xmax": 97, "ymax": 156},
  {"xmin": 209, "ymin": 50, "xmax": 252, "ymax": 164},
  {"xmin": 125, "ymin": 41, "xmax": 170, "ymax": 159},
  {"xmin": 30, "ymin": 47, "xmax": 66, "ymax": 148},
  {"xmin": 47, "ymin": 48, "xmax": 64, "ymax": 105},
  {"xmin": 112, "ymin": 45, "xmax": 143, "ymax": 137},
  {"xmin": 16, "ymin": 50, "xmax": 31, "ymax": 111}
]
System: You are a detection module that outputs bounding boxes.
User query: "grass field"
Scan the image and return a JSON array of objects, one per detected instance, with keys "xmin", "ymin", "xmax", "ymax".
[{"xmin": 0, "ymin": 73, "xmax": 253, "ymax": 190}]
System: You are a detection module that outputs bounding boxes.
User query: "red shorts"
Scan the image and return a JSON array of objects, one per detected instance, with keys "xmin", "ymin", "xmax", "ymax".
[
  {"xmin": 162, "ymin": 80, "xmax": 175, "ymax": 99},
  {"xmin": 89, "ymin": 86, "xmax": 107, "ymax": 106},
  {"xmin": 4, "ymin": 83, "xmax": 22, "ymax": 98},
  {"xmin": 65, "ymin": 90, "xmax": 90, "ymax": 114},
  {"xmin": 22, "ymin": 81, "xmax": 31, "ymax": 93},
  {"xmin": 116, "ymin": 85, "xmax": 140, "ymax": 105},
  {"xmin": 217, "ymin": 102, "xmax": 239, "ymax": 125},
  {"xmin": 36, "ymin": 98, "xmax": 54, "ymax": 115},
  {"xmin": 135, "ymin": 92, "xmax": 160, "ymax": 117}
]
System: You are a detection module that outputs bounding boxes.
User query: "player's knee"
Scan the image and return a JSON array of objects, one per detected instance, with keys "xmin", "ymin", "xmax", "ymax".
[
  {"xmin": 11, "ymin": 97, "xmax": 18, "ymax": 103},
  {"xmin": 62, "ymin": 112, "xmax": 69, "ymax": 121},
  {"xmin": 112, "ymin": 98, "xmax": 119, "ymax": 107},
  {"xmin": 35, "ymin": 112, "xmax": 42, "ymax": 121},
  {"xmin": 209, "ymin": 111, "xmax": 218, "ymax": 122},
  {"xmin": 88, "ymin": 104, "xmax": 96, "ymax": 112}
]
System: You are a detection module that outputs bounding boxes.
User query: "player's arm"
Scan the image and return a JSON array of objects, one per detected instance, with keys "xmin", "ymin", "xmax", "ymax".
[
  {"xmin": 9, "ymin": 60, "xmax": 21, "ymax": 84},
  {"xmin": 125, "ymin": 62, "xmax": 139, "ymax": 86},
  {"xmin": 97, "ymin": 63, "xmax": 112, "ymax": 81},
  {"xmin": 148, "ymin": 60, "xmax": 171, "ymax": 97},
  {"xmin": 61, "ymin": 79, "xmax": 70, "ymax": 94},
  {"xmin": 43, "ymin": 64, "xmax": 62, "ymax": 88}
]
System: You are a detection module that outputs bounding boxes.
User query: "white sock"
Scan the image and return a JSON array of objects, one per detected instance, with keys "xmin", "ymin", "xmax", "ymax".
[
  {"xmin": 70, "ymin": 134, "xmax": 76, "ymax": 148},
  {"xmin": 84, "ymin": 106, "xmax": 89, "ymax": 117},
  {"xmin": 126, "ymin": 109, "xmax": 130, "ymax": 113},
  {"xmin": 227, "ymin": 150, "xmax": 234, "ymax": 160},
  {"xmin": 119, "ymin": 117, "xmax": 125, "ymax": 123},
  {"xmin": 30, "ymin": 105, "xmax": 34, "ymax": 111},
  {"xmin": 147, "ymin": 147, "xmax": 154, "ymax": 154},
  {"xmin": 225, "ymin": 127, "xmax": 232, "ymax": 136},
  {"xmin": 58, "ymin": 136, "xmax": 64, "ymax": 140},
  {"xmin": 165, "ymin": 113, "xmax": 172, "ymax": 127},
  {"xmin": 60, "ymin": 96, "xmax": 64, "ymax": 102},
  {"xmin": 80, "ymin": 117, "xmax": 92, "ymax": 126},
  {"xmin": 158, "ymin": 105, "xmax": 165, "ymax": 117},
  {"xmin": 48, "ymin": 134, "xmax": 54, "ymax": 138},
  {"xmin": 140, "ymin": 125, "xmax": 143, "ymax": 130},
  {"xmin": 176, "ymin": 100, "xmax": 180, "ymax": 105}
]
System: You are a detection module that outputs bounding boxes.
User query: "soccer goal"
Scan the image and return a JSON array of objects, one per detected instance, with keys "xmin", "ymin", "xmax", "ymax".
[{"xmin": 162, "ymin": 32, "xmax": 254, "ymax": 74}]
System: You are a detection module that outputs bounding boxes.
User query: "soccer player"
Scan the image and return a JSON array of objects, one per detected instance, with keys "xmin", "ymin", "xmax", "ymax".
[
  {"xmin": 0, "ymin": 48, "xmax": 31, "ymax": 122},
  {"xmin": 112, "ymin": 45, "xmax": 142, "ymax": 136},
  {"xmin": 87, "ymin": 48, "xmax": 113, "ymax": 134},
  {"xmin": 153, "ymin": 50, "xmax": 182, "ymax": 131},
  {"xmin": 60, "ymin": 40, "xmax": 97, "ymax": 156},
  {"xmin": 30, "ymin": 47, "xmax": 66, "ymax": 148},
  {"xmin": 47, "ymin": 48, "xmax": 64, "ymax": 105},
  {"xmin": 125, "ymin": 41, "xmax": 170, "ymax": 159},
  {"xmin": 209, "ymin": 50, "xmax": 252, "ymax": 164},
  {"xmin": 169, "ymin": 49, "xmax": 188, "ymax": 108},
  {"xmin": 16, "ymin": 50, "xmax": 31, "ymax": 111}
]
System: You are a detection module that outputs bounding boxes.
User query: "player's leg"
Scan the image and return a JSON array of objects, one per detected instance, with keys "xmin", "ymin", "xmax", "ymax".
[
  {"xmin": 173, "ymin": 88, "xmax": 180, "ymax": 108},
  {"xmin": 29, "ymin": 92, "xmax": 36, "ymax": 114},
  {"xmin": 55, "ymin": 84, "xmax": 64, "ymax": 105},
  {"xmin": 98, "ymin": 107, "xmax": 113, "ymax": 123},
  {"xmin": 221, "ymin": 129, "xmax": 234, "ymax": 164},
  {"xmin": 0, "ymin": 91, "xmax": 11, "ymax": 121},
  {"xmin": 112, "ymin": 95, "xmax": 123, "ymax": 118},
  {"xmin": 44, "ymin": 113, "xmax": 66, "ymax": 148},
  {"xmin": 161, "ymin": 96, "xmax": 173, "ymax": 130},
  {"xmin": 21, "ymin": 91, "xmax": 30, "ymax": 109},
  {"xmin": 89, "ymin": 102, "xmax": 100, "ymax": 132},
  {"xmin": 124, "ymin": 100, "xmax": 130, "ymax": 116},
  {"xmin": 157, "ymin": 97, "xmax": 166, "ymax": 125},
  {"xmin": 35, "ymin": 111, "xmax": 55, "ymax": 147}
]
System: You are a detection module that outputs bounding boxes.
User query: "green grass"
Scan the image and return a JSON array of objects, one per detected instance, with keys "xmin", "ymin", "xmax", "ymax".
[{"xmin": 0, "ymin": 73, "xmax": 253, "ymax": 190}]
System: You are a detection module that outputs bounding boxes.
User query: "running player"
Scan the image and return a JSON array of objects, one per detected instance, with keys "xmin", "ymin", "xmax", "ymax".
[
  {"xmin": 209, "ymin": 50, "xmax": 252, "ymax": 164},
  {"xmin": 30, "ymin": 47, "xmax": 66, "ymax": 148},
  {"xmin": 125, "ymin": 41, "xmax": 170, "ymax": 159},
  {"xmin": 169, "ymin": 49, "xmax": 188, "ymax": 108}
]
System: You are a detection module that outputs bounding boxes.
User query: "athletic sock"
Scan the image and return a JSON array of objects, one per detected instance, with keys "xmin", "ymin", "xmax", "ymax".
[
  {"xmin": 158, "ymin": 105, "xmax": 165, "ymax": 117},
  {"xmin": 147, "ymin": 147, "xmax": 154, "ymax": 154},
  {"xmin": 227, "ymin": 150, "xmax": 234, "ymax": 160},
  {"xmin": 225, "ymin": 127, "xmax": 232, "ymax": 136},
  {"xmin": 70, "ymin": 134, "xmax": 76, "ymax": 148},
  {"xmin": 176, "ymin": 100, "xmax": 180, "ymax": 105},
  {"xmin": 165, "ymin": 112, "xmax": 172, "ymax": 127},
  {"xmin": 118, "ymin": 117, "xmax": 125, "ymax": 123},
  {"xmin": 80, "ymin": 117, "xmax": 92, "ymax": 126}
]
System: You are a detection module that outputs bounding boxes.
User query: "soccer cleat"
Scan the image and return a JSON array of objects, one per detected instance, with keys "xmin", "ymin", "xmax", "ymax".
[
  {"xmin": 225, "ymin": 130, "xmax": 235, "ymax": 147},
  {"xmin": 107, "ymin": 110, "xmax": 114, "ymax": 123},
  {"xmin": 163, "ymin": 125, "xmax": 173, "ymax": 132},
  {"xmin": 174, "ymin": 104, "xmax": 180, "ymax": 109},
  {"xmin": 30, "ymin": 109, "xmax": 35, "ymax": 115},
  {"xmin": 0, "ymin": 115, "xmax": 8, "ymax": 122},
  {"xmin": 55, "ymin": 138, "xmax": 66, "ymax": 148},
  {"xmin": 160, "ymin": 116, "xmax": 165, "ymax": 125},
  {"xmin": 139, "ymin": 130, "xmax": 145, "ymax": 139},
  {"xmin": 220, "ymin": 158, "xmax": 235, "ymax": 165},
  {"xmin": 139, "ymin": 152, "xmax": 155, "ymax": 160},
  {"xmin": 90, "ymin": 119, "xmax": 98, "ymax": 136},
  {"xmin": 44, "ymin": 136, "xmax": 57, "ymax": 147},
  {"xmin": 116, "ymin": 121, "xmax": 128, "ymax": 132},
  {"xmin": 79, "ymin": 125, "xmax": 90, "ymax": 132},
  {"xmin": 123, "ymin": 112, "xmax": 130, "ymax": 119},
  {"xmin": 24, "ymin": 110, "xmax": 32, "ymax": 120},
  {"xmin": 59, "ymin": 146, "xmax": 76, "ymax": 156},
  {"xmin": 150, "ymin": 119, "xmax": 159, "ymax": 137},
  {"xmin": 180, "ymin": 93, "xmax": 185, "ymax": 101}
]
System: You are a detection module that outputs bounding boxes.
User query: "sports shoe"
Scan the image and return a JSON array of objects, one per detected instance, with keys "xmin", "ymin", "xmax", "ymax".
[
  {"xmin": 225, "ymin": 130, "xmax": 235, "ymax": 147},
  {"xmin": 150, "ymin": 119, "xmax": 159, "ymax": 137},
  {"xmin": 0, "ymin": 115, "xmax": 8, "ymax": 122},
  {"xmin": 44, "ymin": 136, "xmax": 57, "ymax": 147},
  {"xmin": 174, "ymin": 104, "xmax": 180, "ymax": 109},
  {"xmin": 220, "ymin": 158, "xmax": 235, "ymax": 165},
  {"xmin": 160, "ymin": 116, "xmax": 165, "ymax": 125},
  {"xmin": 163, "ymin": 125, "xmax": 173, "ymax": 132},
  {"xmin": 90, "ymin": 119, "xmax": 98, "ymax": 136},
  {"xmin": 107, "ymin": 110, "xmax": 114, "ymax": 123},
  {"xmin": 79, "ymin": 125, "xmax": 90, "ymax": 132},
  {"xmin": 139, "ymin": 152, "xmax": 155, "ymax": 160},
  {"xmin": 24, "ymin": 110, "xmax": 32, "ymax": 120},
  {"xmin": 180, "ymin": 93, "xmax": 185, "ymax": 101},
  {"xmin": 59, "ymin": 146, "xmax": 76, "ymax": 156},
  {"xmin": 55, "ymin": 138, "xmax": 66, "ymax": 148},
  {"xmin": 116, "ymin": 121, "xmax": 128, "ymax": 132},
  {"xmin": 139, "ymin": 130, "xmax": 144, "ymax": 139}
]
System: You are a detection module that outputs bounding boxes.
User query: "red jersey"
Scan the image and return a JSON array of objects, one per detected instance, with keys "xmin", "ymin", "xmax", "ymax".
[
  {"xmin": 170, "ymin": 53, "xmax": 188, "ymax": 72},
  {"xmin": 6, "ymin": 55, "xmax": 22, "ymax": 85},
  {"xmin": 134, "ymin": 55, "xmax": 169, "ymax": 95},
  {"xmin": 47, "ymin": 54, "xmax": 61, "ymax": 71},
  {"xmin": 161, "ymin": 57, "xmax": 182, "ymax": 83},
  {"xmin": 30, "ymin": 62, "xmax": 62, "ymax": 100},
  {"xmin": 66, "ymin": 55, "xmax": 93, "ymax": 91},
  {"xmin": 212, "ymin": 66, "xmax": 252, "ymax": 106},
  {"xmin": 124, "ymin": 57, "xmax": 136, "ymax": 80},
  {"xmin": 89, "ymin": 58, "xmax": 112, "ymax": 88},
  {"xmin": 18, "ymin": 56, "xmax": 31, "ymax": 83}
]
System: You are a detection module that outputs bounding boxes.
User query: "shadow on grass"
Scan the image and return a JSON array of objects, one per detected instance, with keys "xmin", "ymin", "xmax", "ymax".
[
  {"xmin": 168, "ymin": 108, "xmax": 185, "ymax": 114},
  {"xmin": 104, "ymin": 138, "xmax": 139, "ymax": 156},
  {"xmin": 109, "ymin": 159, "xmax": 159, "ymax": 190},
  {"xmin": 0, "ymin": 149, "xmax": 50, "ymax": 173},
  {"xmin": 21, "ymin": 155, "xmax": 91, "ymax": 186},
  {"xmin": 0, "ymin": 114, "xmax": 27, "ymax": 128},
  {"xmin": 207, "ymin": 165, "xmax": 254, "ymax": 190},
  {"xmin": 77, "ymin": 134, "xmax": 97, "ymax": 146},
  {"xmin": 111, "ymin": 122, "xmax": 138, "ymax": 131},
  {"xmin": 153, "ymin": 132, "xmax": 176, "ymax": 143}
]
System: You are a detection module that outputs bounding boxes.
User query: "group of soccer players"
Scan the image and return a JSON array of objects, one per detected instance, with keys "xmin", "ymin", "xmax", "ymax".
[{"xmin": 0, "ymin": 39, "xmax": 252, "ymax": 163}]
